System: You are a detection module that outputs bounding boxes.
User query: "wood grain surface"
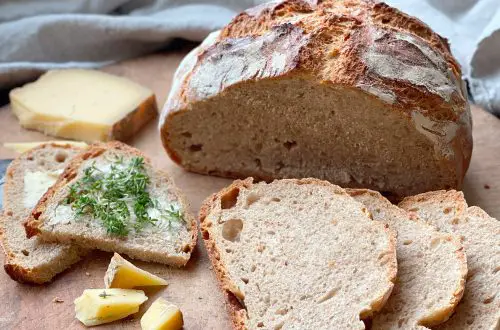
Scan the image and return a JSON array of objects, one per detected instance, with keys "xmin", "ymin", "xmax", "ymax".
[{"xmin": 0, "ymin": 49, "xmax": 499, "ymax": 330}]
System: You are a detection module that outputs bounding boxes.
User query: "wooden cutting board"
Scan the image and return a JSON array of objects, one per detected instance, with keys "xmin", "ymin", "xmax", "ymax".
[{"xmin": 0, "ymin": 48, "xmax": 499, "ymax": 330}]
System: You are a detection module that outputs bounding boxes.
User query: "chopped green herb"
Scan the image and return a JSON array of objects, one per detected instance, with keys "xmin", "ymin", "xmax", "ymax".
[
  {"xmin": 99, "ymin": 291, "xmax": 111, "ymax": 299},
  {"xmin": 160, "ymin": 204, "xmax": 183, "ymax": 229},
  {"xmin": 65, "ymin": 157, "xmax": 157, "ymax": 236}
]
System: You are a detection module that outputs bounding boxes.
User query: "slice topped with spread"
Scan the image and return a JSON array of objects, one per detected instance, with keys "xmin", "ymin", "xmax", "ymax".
[
  {"xmin": 0, "ymin": 142, "xmax": 87, "ymax": 283},
  {"xmin": 25, "ymin": 142, "xmax": 197, "ymax": 266}
]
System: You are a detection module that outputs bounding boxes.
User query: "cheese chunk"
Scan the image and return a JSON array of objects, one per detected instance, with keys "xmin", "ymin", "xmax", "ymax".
[
  {"xmin": 74, "ymin": 289, "xmax": 148, "ymax": 327},
  {"xmin": 4, "ymin": 141, "xmax": 87, "ymax": 154},
  {"xmin": 10, "ymin": 69, "xmax": 157, "ymax": 142},
  {"xmin": 140, "ymin": 298, "xmax": 183, "ymax": 330},
  {"xmin": 105, "ymin": 253, "xmax": 168, "ymax": 289}
]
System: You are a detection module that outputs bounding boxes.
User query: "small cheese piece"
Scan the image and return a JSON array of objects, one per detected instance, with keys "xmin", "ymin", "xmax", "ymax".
[
  {"xmin": 23, "ymin": 169, "xmax": 63, "ymax": 208},
  {"xmin": 105, "ymin": 253, "xmax": 168, "ymax": 289},
  {"xmin": 74, "ymin": 289, "xmax": 148, "ymax": 327},
  {"xmin": 10, "ymin": 69, "xmax": 157, "ymax": 142},
  {"xmin": 140, "ymin": 298, "xmax": 184, "ymax": 330},
  {"xmin": 4, "ymin": 141, "xmax": 87, "ymax": 153}
]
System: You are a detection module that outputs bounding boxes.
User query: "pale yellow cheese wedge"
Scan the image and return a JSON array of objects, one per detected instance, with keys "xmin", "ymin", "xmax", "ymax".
[
  {"xmin": 105, "ymin": 253, "xmax": 168, "ymax": 289},
  {"xmin": 140, "ymin": 297, "xmax": 184, "ymax": 330},
  {"xmin": 10, "ymin": 69, "xmax": 157, "ymax": 142},
  {"xmin": 74, "ymin": 288, "xmax": 148, "ymax": 327},
  {"xmin": 4, "ymin": 141, "xmax": 87, "ymax": 153}
]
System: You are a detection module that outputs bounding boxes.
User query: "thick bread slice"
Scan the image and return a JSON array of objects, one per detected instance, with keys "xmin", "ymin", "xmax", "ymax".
[
  {"xmin": 200, "ymin": 178, "xmax": 397, "ymax": 329},
  {"xmin": 399, "ymin": 190, "xmax": 500, "ymax": 330},
  {"xmin": 0, "ymin": 143, "xmax": 87, "ymax": 283},
  {"xmin": 160, "ymin": 0, "xmax": 472, "ymax": 199},
  {"xmin": 25, "ymin": 142, "xmax": 197, "ymax": 266},
  {"xmin": 347, "ymin": 189, "xmax": 467, "ymax": 329}
]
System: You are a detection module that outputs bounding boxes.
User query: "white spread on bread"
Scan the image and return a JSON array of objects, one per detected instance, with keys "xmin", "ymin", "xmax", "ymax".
[
  {"xmin": 23, "ymin": 169, "xmax": 63, "ymax": 208},
  {"xmin": 49, "ymin": 160, "xmax": 184, "ymax": 234},
  {"xmin": 52, "ymin": 204, "xmax": 73, "ymax": 226}
]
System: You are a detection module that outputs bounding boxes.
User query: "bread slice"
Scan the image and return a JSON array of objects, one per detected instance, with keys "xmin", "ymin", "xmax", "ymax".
[
  {"xmin": 347, "ymin": 189, "xmax": 467, "ymax": 329},
  {"xmin": 160, "ymin": 0, "xmax": 472, "ymax": 199},
  {"xmin": 25, "ymin": 142, "xmax": 197, "ymax": 266},
  {"xmin": 399, "ymin": 190, "xmax": 500, "ymax": 329},
  {"xmin": 200, "ymin": 178, "xmax": 397, "ymax": 329},
  {"xmin": 0, "ymin": 143, "xmax": 87, "ymax": 283}
]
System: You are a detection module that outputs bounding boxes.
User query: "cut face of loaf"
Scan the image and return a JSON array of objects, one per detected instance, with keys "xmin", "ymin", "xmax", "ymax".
[
  {"xmin": 160, "ymin": 0, "xmax": 472, "ymax": 198},
  {"xmin": 0, "ymin": 143, "xmax": 87, "ymax": 283},
  {"xmin": 399, "ymin": 191, "xmax": 500, "ymax": 330},
  {"xmin": 200, "ymin": 178, "xmax": 397, "ymax": 329},
  {"xmin": 25, "ymin": 142, "xmax": 197, "ymax": 266},
  {"xmin": 347, "ymin": 189, "xmax": 467, "ymax": 329}
]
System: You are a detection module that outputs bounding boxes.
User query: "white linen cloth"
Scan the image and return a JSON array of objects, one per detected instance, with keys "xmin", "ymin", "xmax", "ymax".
[{"xmin": 1, "ymin": 0, "xmax": 500, "ymax": 114}]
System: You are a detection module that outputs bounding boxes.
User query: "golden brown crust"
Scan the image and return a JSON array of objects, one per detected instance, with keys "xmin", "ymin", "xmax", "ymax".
[
  {"xmin": 200, "ymin": 178, "xmax": 398, "ymax": 329},
  {"xmin": 175, "ymin": 0, "xmax": 466, "ymax": 121},
  {"xmin": 4, "ymin": 262, "xmax": 43, "ymax": 284},
  {"xmin": 24, "ymin": 141, "xmax": 198, "ymax": 266},
  {"xmin": 199, "ymin": 179, "xmax": 253, "ymax": 330},
  {"xmin": 160, "ymin": 0, "xmax": 472, "ymax": 194},
  {"xmin": 3, "ymin": 252, "xmax": 84, "ymax": 285}
]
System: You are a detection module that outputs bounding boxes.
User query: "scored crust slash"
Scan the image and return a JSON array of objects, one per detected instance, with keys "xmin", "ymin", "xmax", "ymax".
[{"xmin": 159, "ymin": 0, "xmax": 472, "ymax": 199}]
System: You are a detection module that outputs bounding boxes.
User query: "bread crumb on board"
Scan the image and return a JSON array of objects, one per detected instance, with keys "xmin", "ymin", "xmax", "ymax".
[
  {"xmin": 52, "ymin": 297, "xmax": 64, "ymax": 303},
  {"xmin": 85, "ymin": 272, "xmax": 91, "ymax": 276}
]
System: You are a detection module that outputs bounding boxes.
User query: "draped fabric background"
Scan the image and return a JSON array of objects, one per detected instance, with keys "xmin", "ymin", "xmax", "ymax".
[{"xmin": 1, "ymin": 0, "xmax": 500, "ymax": 115}]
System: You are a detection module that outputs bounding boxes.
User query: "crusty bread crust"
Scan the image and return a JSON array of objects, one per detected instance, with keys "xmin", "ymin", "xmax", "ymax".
[
  {"xmin": 200, "ymin": 178, "xmax": 397, "ymax": 329},
  {"xmin": 199, "ymin": 179, "xmax": 253, "ymax": 330},
  {"xmin": 2, "ymin": 247, "xmax": 83, "ymax": 284},
  {"xmin": 0, "ymin": 142, "xmax": 87, "ymax": 284},
  {"xmin": 24, "ymin": 141, "xmax": 197, "ymax": 266},
  {"xmin": 160, "ymin": 0, "xmax": 472, "ymax": 198}
]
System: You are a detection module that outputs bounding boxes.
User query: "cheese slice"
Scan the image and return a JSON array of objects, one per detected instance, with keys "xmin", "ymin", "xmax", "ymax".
[
  {"xmin": 10, "ymin": 69, "xmax": 157, "ymax": 142},
  {"xmin": 74, "ymin": 288, "xmax": 148, "ymax": 327},
  {"xmin": 104, "ymin": 253, "xmax": 168, "ymax": 289},
  {"xmin": 4, "ymin": 141, "xmax": 87, "ymax": 154},
  {"xmin": 140, "ymin": 298, "xmax": 184, "ymax": 330}
]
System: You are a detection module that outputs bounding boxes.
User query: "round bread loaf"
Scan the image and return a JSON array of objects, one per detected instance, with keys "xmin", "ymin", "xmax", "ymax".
[{"xmin": 160, "ymin": 0, "xmax": 472, "ymax": 198}]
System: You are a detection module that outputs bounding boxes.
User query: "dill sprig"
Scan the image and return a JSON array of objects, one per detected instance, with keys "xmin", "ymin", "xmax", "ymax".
[
  {"xmin": 65, "ymin": 156, "xmax": 157, "ymax": 236},
  {"xmin": 156, "ymin": 202, "xmax": 183, "ymax": 229}
]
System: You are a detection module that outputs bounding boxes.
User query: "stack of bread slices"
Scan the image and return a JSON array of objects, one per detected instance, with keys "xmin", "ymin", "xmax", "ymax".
[
  {"xmin": 1, "ymin": 141, "xmax": 197, "ymax": 284},
  {"xmin": 200, "ymin": 179, "xmax": 499, "ymax": 329}
]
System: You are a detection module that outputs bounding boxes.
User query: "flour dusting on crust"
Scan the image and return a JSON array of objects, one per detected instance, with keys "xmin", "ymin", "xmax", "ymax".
[
  {"xmin": 363, "ymin": 28, "xmax": 461, "ymax": 102},
  {"xmin": 187, "ymin": 24, "xmax": 308, "ymax": 101}
]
